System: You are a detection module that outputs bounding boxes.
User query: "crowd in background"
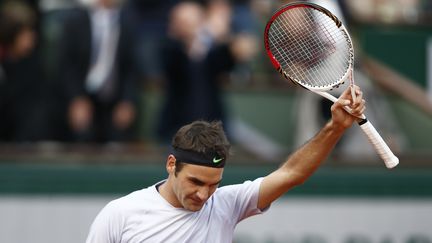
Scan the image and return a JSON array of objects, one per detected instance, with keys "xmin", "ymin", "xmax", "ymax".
[
  {"xmin": 0, "ymin": 0, "xmax": 430, "ymax": 150},
  {"xmin": 0, "ymin": 0, "xmax": 265, "ymax": 144}
]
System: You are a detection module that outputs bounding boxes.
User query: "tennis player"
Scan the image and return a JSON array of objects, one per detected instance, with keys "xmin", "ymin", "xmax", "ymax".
[{"xmin": 86, "ymin": 85, "xmax": 365, "ymax": 243}]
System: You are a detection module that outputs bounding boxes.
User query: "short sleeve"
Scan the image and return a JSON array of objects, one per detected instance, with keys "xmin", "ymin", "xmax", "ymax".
[
  {"xmin": 215, "ymin": 177, "xmax": 267, "ymax": 224},
  {"xmin": 85, "ymin": 201, "xmax": 124, "ymax": 243}
]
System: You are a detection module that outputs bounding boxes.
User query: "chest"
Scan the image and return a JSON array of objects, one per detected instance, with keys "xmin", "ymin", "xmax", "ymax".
[{"xmin": 119, "ymin": 203, "xmax": 235, "ymax": 243}]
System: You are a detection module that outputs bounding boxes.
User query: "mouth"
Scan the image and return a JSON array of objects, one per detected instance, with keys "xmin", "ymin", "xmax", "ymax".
[
  {"xmin": 189, "ymin": 197, "xmax": 204, "ymax": 207},
  {"xmin": 192, "ymin": 199, "xmax": 203, "ymax": 205}
]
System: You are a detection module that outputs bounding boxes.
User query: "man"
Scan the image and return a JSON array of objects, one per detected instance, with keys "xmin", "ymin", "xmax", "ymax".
[
  {"xmin": 86, "ymin": 85, "xmax": 365, "ymax": 242},
  {"xmin": 157, "ymin": 1, "xmax": 257, "ymax": 141},
  {"xmin": 0, "ymin": 0, "xmax": 48, "ymax": 141},
  {"xmin": 156, "ymin": 1, "xmax": 231, "ymax": 141},
  {"xmin": 56, "ymin": 0, "xmax": 139, "ymax": 142}
]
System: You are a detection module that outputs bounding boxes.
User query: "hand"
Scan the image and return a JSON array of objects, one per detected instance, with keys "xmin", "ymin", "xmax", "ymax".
[
  {"xmin": 112, "ymin": 101, "xmax": 136, "ymax": 130},
  {"xmin": 68, "ymin": 96, "xmax": 93, "ymax": 132},
  {"xmin": 330, "ymin": 85, "xmax": 366, "ymax": 129}
]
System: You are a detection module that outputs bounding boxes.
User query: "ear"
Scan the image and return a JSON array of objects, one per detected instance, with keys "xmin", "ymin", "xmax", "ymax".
[{"xmin": 166, "ymin": 155, "xmax": 176, "ymax": 174}]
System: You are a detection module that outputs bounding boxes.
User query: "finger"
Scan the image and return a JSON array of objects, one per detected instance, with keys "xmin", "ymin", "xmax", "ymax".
[
  {"xmin": 353, "ymin": 91, "xmax": 363, "ymax": 108},
  {"xmin": 358, "ymin": 91, "xmax": 363, "ymax": 101},
  {"xmin": 350, "ymin": 85, "xmax": 357, "ymax": 101},
  {"xmin": 351, "ymin": 99, "xmax": 366, "ymax": 116},
  {"xmin": 336, "ymin": 97, "xmax": 351, "ymax": 107},
  {"xmin": 354, "ymin": 85, "xmax": 361, "ymax": 95},
  {"xmin": 340, "ymin": 86, "xmax": 353, "ymax": 100},
  {"xmin": 349, "ymin": 86, "xmax": 363, "ymax": 107},
  {"xmin": 352, "ymin": 107, "xmax": 366, "ymax": 118}
]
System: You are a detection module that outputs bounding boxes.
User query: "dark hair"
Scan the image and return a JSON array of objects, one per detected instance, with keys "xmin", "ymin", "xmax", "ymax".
[
  {"xmin": 172, "ymin": 120, "xmax": 231, "ymax": 173},
  {"xmin": 0, "ymin": 1, "xmax": 36, "ymax": 47}
]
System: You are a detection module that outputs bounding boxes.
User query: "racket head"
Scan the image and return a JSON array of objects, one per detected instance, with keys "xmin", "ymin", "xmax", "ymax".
[{"xmin": 264, "ymin": 2, "xmax": 354, "ymax": 91}]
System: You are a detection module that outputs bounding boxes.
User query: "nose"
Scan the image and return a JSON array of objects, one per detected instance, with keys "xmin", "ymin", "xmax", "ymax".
[{"xmin": 196, "ymin": 187, "xmax": 209, "ymax": 201}]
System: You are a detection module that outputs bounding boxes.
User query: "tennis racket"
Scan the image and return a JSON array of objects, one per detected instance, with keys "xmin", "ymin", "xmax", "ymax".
[{"xmin": 264, "ymin": 2, "xmax": 399, "ymax": 169}]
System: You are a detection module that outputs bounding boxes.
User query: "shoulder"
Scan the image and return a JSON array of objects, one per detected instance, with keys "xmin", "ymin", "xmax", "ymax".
[
  {"xmin": 214, "ymin": 177, "xmax": 264, "ymax": 201},
  {"xmin": 91, "ymin": 184, "xmax": 160, "ymax": 224},
  {"xmin": 111, "ymin": 185, "xmax": 156, "ymax": 208},
  {"xmin": 208, "ymin": 178, "xmax": 266, "ymax": 222},
  {"xmin": 218, "ymin": 177, "xmax": 264, "ymax": 190},
  {"xmin": 59, "ymin": 8, "xmax": 90, "ymax": 29}
]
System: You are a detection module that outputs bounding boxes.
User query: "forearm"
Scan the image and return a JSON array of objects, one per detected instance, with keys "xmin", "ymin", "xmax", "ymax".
[
  {"xmin": 281, "ymin": 120, "xmax": 346, "ymax": 185},
  {"xmin": 258, "ymin": 86, "xmax": 364, "ymax": 210},
  {"xmin": 258, "ymin": 120, "xmax": 346, "ymax": 209}
]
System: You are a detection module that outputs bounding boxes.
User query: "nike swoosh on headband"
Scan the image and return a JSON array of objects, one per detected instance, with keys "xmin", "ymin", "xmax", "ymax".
[{"xmin": 213, "ymin": 157, "xmax": 224, "ymax": 163}]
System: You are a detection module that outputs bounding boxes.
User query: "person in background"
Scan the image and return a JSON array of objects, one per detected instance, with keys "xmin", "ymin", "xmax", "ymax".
[
  {"xmin": 56, "ymin": 0, "xmax": 139, "ymax": 143},
  {"xmin": 122, "ymin": 0, "xmax": 179, "ymax": 83},
  {"xmin": 0, "ymin": 0, "xmax": 48, "ymax": 142},
  {"xmin": 156, "ymin": 0, "xmax": 257, "ymax": 142}
]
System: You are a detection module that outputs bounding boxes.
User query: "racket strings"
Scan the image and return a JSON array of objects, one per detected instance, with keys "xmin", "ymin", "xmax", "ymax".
[
  {"xmin": 273, "ymin": 19, "xmax": 336, "ymax": 87},
  {"xmin": 268, "ymin": 6, "xmax": 351, "ymax": 89},
  {"xmin": 273, "ymin": 7, "xmax": 344, "ymax": 84},
  {"xmin": 276, "ymin": 8, "xmax": 343, "ymax": 85}
]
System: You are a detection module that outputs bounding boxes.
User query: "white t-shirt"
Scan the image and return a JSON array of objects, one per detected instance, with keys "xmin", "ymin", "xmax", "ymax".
[{"xmin": 86, "ymin": 177, "xmax": 266, "ymax": 243}]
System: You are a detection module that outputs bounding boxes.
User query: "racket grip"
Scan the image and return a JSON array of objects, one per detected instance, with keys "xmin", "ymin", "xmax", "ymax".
[{"xmin": 359, "ymin": 120, "xmax": 399, "ymax": 169}]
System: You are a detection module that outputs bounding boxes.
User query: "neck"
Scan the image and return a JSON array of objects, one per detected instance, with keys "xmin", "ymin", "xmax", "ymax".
[{"xmin": 158, "ymin": 179, "xmax": 182, "ymax": 208}]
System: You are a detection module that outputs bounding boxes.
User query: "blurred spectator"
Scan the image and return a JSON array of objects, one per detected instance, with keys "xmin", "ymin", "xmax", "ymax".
[
  {"xmin": 0, "ymin": 0, "xmax": 49, "ymax": 142},
  {"xmin": 122, "ymin": 0, "xmax": 179, "ymax": 82},
  {"xmin": 56, "ymin": 0, "xmax": 140, "ymax": 143},
  {"xmin": 156, "ymin": 0, "xmax": 258, "ymax": 142}
]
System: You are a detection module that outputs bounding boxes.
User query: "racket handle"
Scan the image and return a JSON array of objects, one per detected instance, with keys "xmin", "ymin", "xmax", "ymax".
[{"xmin": 358, "ymin": 120, "xmax": 399, "ymax": 169}]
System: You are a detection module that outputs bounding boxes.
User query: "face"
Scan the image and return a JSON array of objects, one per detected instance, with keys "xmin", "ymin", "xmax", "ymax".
[
  {"xmin": 169, "ymin": 2, "xmax": 204, "ymax": 42},
  {"xmin": 9, "ymin": 28, "xmax": 35, "ymax": 60},
  {"xmin": 167, "ymin": 156, "xmax": 223, "ymax": 211}
]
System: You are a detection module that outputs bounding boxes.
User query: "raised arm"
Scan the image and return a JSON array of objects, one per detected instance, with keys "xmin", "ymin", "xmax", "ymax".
[{"xmin": 257, "ymin": 85, "xmax": 365, "ymax": 210}]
